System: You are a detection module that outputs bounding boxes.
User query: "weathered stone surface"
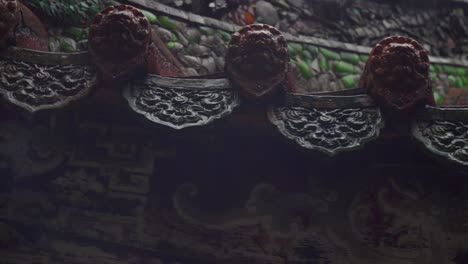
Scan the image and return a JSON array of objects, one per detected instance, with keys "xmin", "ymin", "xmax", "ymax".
[
  {"xmin": 255, "ymin": 1, "xmax": 279, "ymax": 26},
  {"xmin": 156, "ymin": 27, "xmax": 173, "ymax": 42}
]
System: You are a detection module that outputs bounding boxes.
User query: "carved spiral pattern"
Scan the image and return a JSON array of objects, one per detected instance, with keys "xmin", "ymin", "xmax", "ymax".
[
  {"xmin": 124, "ymin": 80, "xmax": 240, "ymax": 129},
  {"xmin": 0, "ymin": 0, "xmax": 18, "ymax": 44},
  {"xmin": 413, "ymin": 120, "xmax": 468, "ymax": 166},
  {"xmin": 226, "ymin": 24, "xmax": 289, "ymax": 101},
  {"xmin": 360, "ymin": 36, "xmax": 433, "ymax": 114},
  {"xmin": 269, "ymin": 106, "xmax": 383, "ymax": 155},
  {"xmin": 0, "ymin": 59, "xmax": 96, "ymax": 111}
]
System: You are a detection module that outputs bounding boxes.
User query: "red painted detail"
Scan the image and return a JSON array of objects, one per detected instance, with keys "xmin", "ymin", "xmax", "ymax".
[
  {"xmin": 360, "ymin": 36, "xmax": 434, "ymax": 117},
  {"xmin": 226, "ymin": 24, "xmax": 289, "ymax": 103},
  {"xmin": 15, "ymin": 33, "xmax": 48, "ymax": 51},
  {"xmin": 18, "ymin": 2, "xmax": 48, "ymax": 38},
  {"xmin": 146, "ymin": 43, "xmax": 183, "ymax": 77}
]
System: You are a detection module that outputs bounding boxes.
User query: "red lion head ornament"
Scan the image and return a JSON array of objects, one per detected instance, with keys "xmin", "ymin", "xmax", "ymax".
[{"xmin": 360, "ymin": 36, "xmax": 434, "ymax": 116}]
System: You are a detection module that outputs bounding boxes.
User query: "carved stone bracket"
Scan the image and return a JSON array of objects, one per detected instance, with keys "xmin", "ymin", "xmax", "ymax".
[
  {"xmin": 268, "ymin": 93, "xmax": 384, "ymax": 156},
  {"xmin": 0, "ymin": 48, "xmax": 97, "ymax": 112},
  {"xmin": 123, "ymin": 75, "xmax": 240, "ymax": 129},
  {"xmin": 412, "ymin": 107, "xmax": 468, "ymax": 167}
]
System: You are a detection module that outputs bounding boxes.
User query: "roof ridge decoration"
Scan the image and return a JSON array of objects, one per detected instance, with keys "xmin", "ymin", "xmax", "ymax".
[
  {"xmin": 89, "ymin": 4, "xmax": 152, "ymax": 83},
  {"xmin": 123, "ymin": 0, "xmax": 468, "ymax": 67},
  {"xmin": 0, "ymin": 2, "xmax": 468, "ymax": 169},
  {"xmin": 225, "ymin": 24, "xmax": 289, "ymax": 102},
  {"xmin": 360, "ymin": 36, "xmax": 434, "ymax": 116}
]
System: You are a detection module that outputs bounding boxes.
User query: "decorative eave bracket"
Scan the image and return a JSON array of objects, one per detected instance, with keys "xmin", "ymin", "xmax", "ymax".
[
  {"xmin": 0, "ymin": 48, "xmax": 97, "ymax": 113},
  {"xmin": 268, "ymin": 92, "xmax": 384, "ymax": 156},
  {"xmin": 123, "ymin": 74, "xmax": 240, "ymax": 129},
  {"xmin": 412, "ymin": 106, "xmax": 468, "ymax": 168}
]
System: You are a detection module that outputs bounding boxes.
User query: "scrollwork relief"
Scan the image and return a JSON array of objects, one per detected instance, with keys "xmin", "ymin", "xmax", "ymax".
[
  {"xmin": 268, "ymin": 106, "xmax": 384, "ymax": 156},
  {"xmin": 0, "ymin": 58, "xmax": 97, "ymax": 112},
  {"xmin": 412, "ymin": 120, "xmax": 468, "ymax": 166},
  {"xmin": 124, "ymin": 77, "xmax": 240, "ymax": 129}
]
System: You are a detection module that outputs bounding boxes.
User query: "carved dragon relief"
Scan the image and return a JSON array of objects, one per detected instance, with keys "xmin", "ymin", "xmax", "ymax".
[
  {"xmin": 0, "ymin": 49, "xmax": 97, "ymax": 112},
  {"xmin": 154, "ymin": 182, "xmax": 351, "ymax": 263},
  {"xmin": 124, "ymin": 75, "xmax": 240, "ymax": 129},
  {"xmin": 268, "ymin": 94, "xmax": 384, "ymax": 156}
]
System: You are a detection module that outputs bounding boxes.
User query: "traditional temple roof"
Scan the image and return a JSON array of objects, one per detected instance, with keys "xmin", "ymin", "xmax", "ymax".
[
  {"xmin": 1, "ymin": 0, "xmax": 468, "ymax": 169},
  {"xmin": 2, "ymin": 2, "xmax": 468, "ymax": 264}
]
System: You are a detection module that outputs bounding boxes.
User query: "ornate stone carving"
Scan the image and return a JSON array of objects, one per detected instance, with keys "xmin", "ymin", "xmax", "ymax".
[
  {"xmin": 0, "ymin": 0, "xmax": 18, "ymax": 48},
  {"xmin": 225, "ymin": 23, "xmax": 289, "ymax": 102},
  {"xmin": 124, "ymin": 75, "xmax": 240, "ymax": 129},
  {"xmin": 89, "ymin": 5, "xmax": 151, "ymax": 82},
  {"xmin": 0, "ymin": 49, "xmax": 97, "ymax": 112},
  {"xmin": 268, "ymin": 105, "xmax": 384, "ymax": 156},
  {"xmin": 412, "ymin": 117, "xmax": 468, "ymax": 167},
  {"xmin": 159, "ymin": 182, "xmax": 350, "ymax": 263},
  {"xmin": 359, "ymin": 36, "xmax": 434, "ymax": 116}
]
